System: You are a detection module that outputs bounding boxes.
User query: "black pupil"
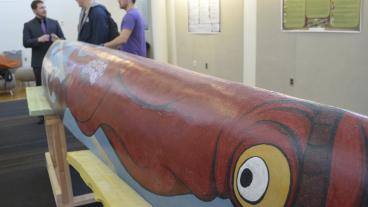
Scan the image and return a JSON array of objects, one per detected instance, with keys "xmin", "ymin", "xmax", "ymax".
[{"xmin": 240, "ymin": 168, "xmax": 253, "ymax": 188}]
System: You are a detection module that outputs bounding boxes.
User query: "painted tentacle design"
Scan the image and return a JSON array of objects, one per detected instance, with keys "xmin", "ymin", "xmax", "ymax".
[{"xmin": 43, "ymin": 41, "xmax": 368, "ymax": 207}]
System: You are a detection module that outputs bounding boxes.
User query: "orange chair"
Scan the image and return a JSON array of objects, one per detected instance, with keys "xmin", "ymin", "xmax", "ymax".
[
  {"xmin": 0, "ymin": 55, "xmax": 20, "ymax": 69},
  {"xmin": 0, "ymin": 55, "xmax": 19, "ymax": 94}
]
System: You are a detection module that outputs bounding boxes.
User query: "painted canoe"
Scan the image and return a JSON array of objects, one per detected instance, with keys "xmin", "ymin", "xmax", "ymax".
[{"xmin": 42, "ymin": 41, "xmax": 368, "ymax": 207}]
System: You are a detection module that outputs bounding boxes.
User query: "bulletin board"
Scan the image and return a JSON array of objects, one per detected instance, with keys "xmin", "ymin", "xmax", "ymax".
[
  {"xmin": 188, "ymin": 0, "xmax": 221, "ymax": 33},
  {"xmin": 282, "ymin": 0, "xmax": 362, "ymax": 32}
]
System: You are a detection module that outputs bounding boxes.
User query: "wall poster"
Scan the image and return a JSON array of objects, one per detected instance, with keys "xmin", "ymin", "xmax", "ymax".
[
  {"xmin": 283, "ymin": 0, "xmax": 362, "ymax": 32},
  {"xmin": 188, "ymin": 0, "xmax": 221, "ymax": 33}
]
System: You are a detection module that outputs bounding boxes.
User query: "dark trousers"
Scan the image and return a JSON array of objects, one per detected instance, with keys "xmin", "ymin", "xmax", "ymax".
[{"xmin": 33, "ymin": 67, "xmax": 42, "ymax": 86}]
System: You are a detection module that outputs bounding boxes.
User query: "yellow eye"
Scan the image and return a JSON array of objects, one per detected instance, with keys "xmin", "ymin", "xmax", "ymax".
[{"xmin": 233, "ymin": 145, "xmax": 291, "ymax": 207}]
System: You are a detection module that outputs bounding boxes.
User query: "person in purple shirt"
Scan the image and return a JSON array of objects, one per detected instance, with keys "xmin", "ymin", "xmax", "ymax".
[{"xmin": 103, "ymin": 0, "xmax": 146, "ymax": 57}]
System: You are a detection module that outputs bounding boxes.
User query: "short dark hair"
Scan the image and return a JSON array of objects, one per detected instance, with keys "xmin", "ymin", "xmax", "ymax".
[
  {"xmin": 132, "ymin": 0, "xmax": 136, "ymax": 4},
  {"xmin": 31, "ymin": 0, "xmax": 43, "ymax": 10}
]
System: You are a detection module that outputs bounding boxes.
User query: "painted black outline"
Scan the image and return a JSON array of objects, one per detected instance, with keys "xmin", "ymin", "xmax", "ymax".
[{"xmin": 291, "ymin": 109, "xmax": 344, "ymax": 207}]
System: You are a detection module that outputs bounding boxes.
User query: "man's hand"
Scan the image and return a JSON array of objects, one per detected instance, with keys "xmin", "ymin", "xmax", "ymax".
[
  {"xmin": 38, "ymin": 34, "xmax": 50, "ymax": 43},
  {"xmin": 51, "ymin": 33, "xmax": 60, "ymax": 42}
]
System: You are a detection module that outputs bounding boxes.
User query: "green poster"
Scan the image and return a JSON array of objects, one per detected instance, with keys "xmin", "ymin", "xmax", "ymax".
[
  {"xmin": 284, "ymin": 0, "xmax": 306, "ymax": 29},
  {"xmin": 330, "ymin": 0, "xmax": 361, "ymax": 28},
  {"xmin": 306, "ymin": 0, "xmax": 330, "ymax": 18}
]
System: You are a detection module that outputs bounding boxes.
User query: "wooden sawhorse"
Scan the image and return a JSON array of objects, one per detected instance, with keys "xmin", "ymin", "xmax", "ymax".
[
  {"xmin": 26, "ymin": 87, "xmax": 95, "ymax": 207},
  {"xmin": 26, "ymin": 86, "xmax": 151, "ymax": 207}
]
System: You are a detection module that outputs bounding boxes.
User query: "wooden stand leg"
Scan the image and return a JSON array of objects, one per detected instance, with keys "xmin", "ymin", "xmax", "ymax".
[
  {"xmin": 45, "ymin": 118, "xmax": 57, "ymax": 168},
  {"xmin": 45, "ymin": 115, "xmax": 74, "ymax": 207},
  {"xmin": 26, "ymin": 87, "xmax": 95, "ymax": 207}
]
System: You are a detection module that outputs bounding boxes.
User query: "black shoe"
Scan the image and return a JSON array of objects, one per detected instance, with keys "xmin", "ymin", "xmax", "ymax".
[{"xmin": 37, "ymin": 117, "xmax": 44, "ymax": 125}]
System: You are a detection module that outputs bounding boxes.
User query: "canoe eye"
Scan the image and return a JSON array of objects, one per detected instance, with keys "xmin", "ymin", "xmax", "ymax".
[
  {"xmin": 233, "ymin": 145, "xmax": 291, "ymax": 206},
  {"xmin": 236, "ymin": 157, "xmax": 269, "ymax": 203}
]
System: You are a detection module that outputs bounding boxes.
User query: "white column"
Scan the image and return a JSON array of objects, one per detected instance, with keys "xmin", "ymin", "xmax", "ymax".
[
  {"xmin": 166, "ymin": 0, "xmax": 177, "ymax": 65},
  {"xmin": 151, "ymin": 0, "xmax": 169, "ymax": 62},
  {"xmin": 243, "ymin": 0, "xmax": 257, "ymax": 86}
]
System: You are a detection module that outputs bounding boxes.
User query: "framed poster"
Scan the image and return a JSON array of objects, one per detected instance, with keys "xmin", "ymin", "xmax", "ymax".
[
  {"xmin": 282, "ymin": 0, "xmax": 362, "ymax": 33},
  {"xmin": 188, "ymin": 0, "xmax": 221, "ymax": 34}
]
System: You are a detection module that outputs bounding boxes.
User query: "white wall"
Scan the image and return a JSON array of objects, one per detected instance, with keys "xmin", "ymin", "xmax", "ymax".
[
  {"xmin": 0, "ymin": 0, "xmax": 125, "ymax": 68},
  {"xmin": 171, "ymin": 0, "xmax": 244, "ymax": 82},
  {"xmin": 256, "ymin": 0, "xmax": 368, "ymax": 115}
]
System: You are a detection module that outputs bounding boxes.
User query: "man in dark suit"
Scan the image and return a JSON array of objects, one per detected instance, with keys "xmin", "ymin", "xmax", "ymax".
[{"xmin": 23, "ymin": 0, "xmax": 65, "ymax": 86}]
